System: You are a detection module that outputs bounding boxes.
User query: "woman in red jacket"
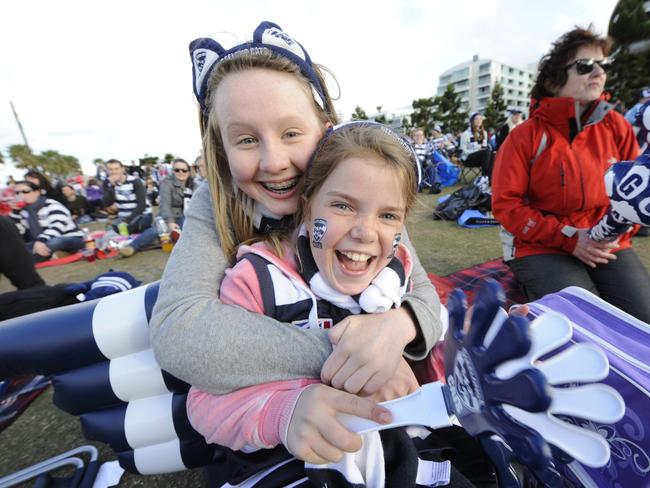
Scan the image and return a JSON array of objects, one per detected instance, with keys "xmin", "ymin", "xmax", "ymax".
[{"xmin": 492, "ymin": 27, "xmax": 650, "ymax": 323}]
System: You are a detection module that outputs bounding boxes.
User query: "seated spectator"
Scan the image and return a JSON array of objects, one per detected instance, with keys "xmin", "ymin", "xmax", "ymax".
[
  {"xmin": 146, "ymin": 177, "xmax": 159, "ymax": 206},
  {"xmin": 84, "ymin": 178, "xmax": 104, "ymax": 215},
  {"xmin": 412, "ymin": 128, "xmax": 440, "ymax": 194},
  {"xmin": 460, "ymin": 112, "xmax": 495, "ymax": 182},
  {"xmin": 61, "ymin": 184, "xmax": 91, "ymax": 223},
  {"xmin": 492, "ymin": 27, "xmax": 650, "ymax": 323},
  {"xmin": 624, "ymin": 86, "xmax": 650, "ymax": 127},
  {"xmin": 24, "ymin": 170, "xmax": 66, "ymax": 205},
  {"xmin": 495, "ymin": 109, "xmax": 524, "ymax": 150},
  {"xmin": 100, "ymin": 159, "xmax": 152, "ymax": 234},
  {"xmin": 10, "ymin": 181, "xmax": 84, "ymax": 262},
  {"xmin": 430, "ymin": 125, "xmax": 457, "ymax": 157},
  {"xmin": 192, "ymin": 154, "xmax": 207, "ymax": 187},
  {"xmin": 119, "ymin": 158, "xmax": 194, "ymax": 257}
]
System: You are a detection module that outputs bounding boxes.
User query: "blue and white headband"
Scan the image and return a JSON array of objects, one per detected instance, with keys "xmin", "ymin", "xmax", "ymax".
[
  {"xmin": 307, "ymin": 120, "xmax": 422, "ymax": 190},
  {"xmin": 189, "ymin": 21, "xmax": 328, "ymax": 113}
]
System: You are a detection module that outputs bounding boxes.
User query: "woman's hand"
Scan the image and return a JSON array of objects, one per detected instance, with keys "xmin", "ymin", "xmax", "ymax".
[
  {"xmin": 321, "ymin": 307, "xmax": 417, "ymax": 396},
  {"xmin": 364, "ymin": 357, "xmax": 419, "ymax": 402},
  {"xmin": 168, "ymin": 222, "xmax": 181, "ymax": 233},
  {"xmin": 573, "ymin": 229, "xmax": 619, "ymax": 268},
  {"xmin": 286, "ymin": 384, "xmax": 392, "ymax": 464}
]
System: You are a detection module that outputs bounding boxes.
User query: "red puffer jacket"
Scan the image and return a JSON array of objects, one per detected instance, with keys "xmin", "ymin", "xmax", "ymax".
[{"xmin": 492, "ymin": 95, "xmax": 640, "ymax": 260}]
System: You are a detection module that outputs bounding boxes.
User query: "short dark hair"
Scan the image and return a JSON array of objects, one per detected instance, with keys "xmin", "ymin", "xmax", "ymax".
[
  {"xmin": 106, "ymin": 159, "xmax": 123, "ymax": 167},
  {"xmin": 172, "ymin": 158, "xmax": 190, "ymax": 168},
  {"xmin": 15, "ymin": 180, "xmax": 40, "ymax": 191},
  {"xmin": 531, "ymin": 27, "xmax": 612, "ymax": 101}
]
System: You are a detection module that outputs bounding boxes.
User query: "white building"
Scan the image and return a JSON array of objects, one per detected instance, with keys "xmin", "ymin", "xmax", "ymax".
[{"xmin": 437, "ymin": 55, "xmax": 535, "ymax": 114}]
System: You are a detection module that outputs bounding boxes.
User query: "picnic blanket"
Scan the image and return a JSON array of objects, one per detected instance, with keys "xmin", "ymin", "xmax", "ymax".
[
  {"xmin": 0, "ymin": 375, "xmax": 50, "ymax": 433},
  {"xmin": 428, "ymin": 258, "xmax": 526, "ymax": 309}
]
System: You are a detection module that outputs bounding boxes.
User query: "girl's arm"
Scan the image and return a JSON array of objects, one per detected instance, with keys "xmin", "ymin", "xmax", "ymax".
[{"xmin": 150, "ymin": 183, "xmax": 332, "ymax": 394}]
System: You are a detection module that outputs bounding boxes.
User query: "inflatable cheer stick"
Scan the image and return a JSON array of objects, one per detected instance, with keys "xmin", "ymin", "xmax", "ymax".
[
  {"xmin": 589, "ymin": 153, "xmax": 650, "ymax": 241},
  {"xmin": 338, "ymin": 280, "xmax": 624, "ymax": 487}
]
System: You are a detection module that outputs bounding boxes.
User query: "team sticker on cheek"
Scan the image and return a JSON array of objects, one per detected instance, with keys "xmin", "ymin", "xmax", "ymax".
[
  {"xmin": 388, "ymin": 233, "xmax": 402, "ymax": 259},
  {"xmin": 312, "ymin": 218, "xmax": 327, "ymax": 249}
]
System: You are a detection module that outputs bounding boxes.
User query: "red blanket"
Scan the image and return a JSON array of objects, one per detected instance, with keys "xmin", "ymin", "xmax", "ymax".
[{"xmin": 428, "ymin": 258, "xmax": 526, "ymax": 309}]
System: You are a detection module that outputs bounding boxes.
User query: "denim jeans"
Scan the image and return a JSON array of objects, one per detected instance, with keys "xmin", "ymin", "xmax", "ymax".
[
  {"xmin": 45, "ymin": 236, "xmax": 85, "ymax": 254},
  {"xmin": 130, "ymin": 216, "xmax": 184, "ymax": 252}
]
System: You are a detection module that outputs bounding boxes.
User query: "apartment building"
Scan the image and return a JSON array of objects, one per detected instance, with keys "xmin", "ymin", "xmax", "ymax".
[{"xmin": 437, "ymin": 54, "xmax": 535, "ymax": 114}]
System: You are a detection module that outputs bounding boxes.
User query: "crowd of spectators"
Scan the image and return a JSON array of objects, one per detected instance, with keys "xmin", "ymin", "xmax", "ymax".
[{"xmin": 0, "ymin": 156, "xmax": 206, "ymax": 265}]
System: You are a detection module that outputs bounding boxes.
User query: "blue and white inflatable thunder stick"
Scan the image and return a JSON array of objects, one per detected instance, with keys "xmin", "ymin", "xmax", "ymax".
[
  {"xmin": 338, "ymin": 280, "xmax": 625, "ymax": 487},
  {"xmin": 589, "ymin": 153, "xmax": 650, "ymax": 241}
]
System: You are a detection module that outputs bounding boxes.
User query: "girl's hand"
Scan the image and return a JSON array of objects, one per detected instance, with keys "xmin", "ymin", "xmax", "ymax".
[
  {"xmin": 286, "ymin": 384, "xmax": 392, "ymax": 464},
  {"xmin": 364, "ymin": 357, "xmax": 419, "ymax": 403},
  {"xmin": 573, "ymin": 229, "xmax": 619, "ymax": 268},
  {"xmin": 168, "ymin": 222, "xmax": 181, "ymax": 233},
  {"xmin": 321, "ymin": 307, "xmax": 417, "ymax": 396}
]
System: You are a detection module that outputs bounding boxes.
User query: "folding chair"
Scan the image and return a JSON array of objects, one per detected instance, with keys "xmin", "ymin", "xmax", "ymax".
[
  {"xmin": 458, "ymin": 159, "xmax": 482, "ymax": 184},
  {"xmin": 0, "ymin": 445, "xmax": 98, "ymax": 487}
]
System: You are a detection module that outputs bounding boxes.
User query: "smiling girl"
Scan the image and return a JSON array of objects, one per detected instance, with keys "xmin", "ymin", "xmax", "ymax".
[{"xmin": 187, "ymin": 122, "xmax": 437, "ymax": 486}]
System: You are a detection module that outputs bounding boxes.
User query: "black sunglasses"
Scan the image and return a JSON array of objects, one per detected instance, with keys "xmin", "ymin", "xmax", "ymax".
[
  {"xmin": 15, "ymin": 189, "xmax": 35, "ymax": 195},
  {"xmin": 565, "ymin": 57, "xmax": 613, "ymax": 75},
  {"xmin": 173, "ymin": 168, "xmax": 190, "ymax": 174}
]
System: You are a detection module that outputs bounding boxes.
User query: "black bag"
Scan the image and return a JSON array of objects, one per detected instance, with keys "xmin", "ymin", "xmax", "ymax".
[
  {"xmin": 0, "ymin": 284, "xmax": 78, "ymax": 321},
  {"xmin": 433, "ymin": 185, "xmax": 492, "ymax": 221}
]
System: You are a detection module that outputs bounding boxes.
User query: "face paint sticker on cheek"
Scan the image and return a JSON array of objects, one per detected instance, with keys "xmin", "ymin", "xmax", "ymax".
[
  {"xmin": 312, "ymin": 218, "xmax": 327, "ymax": 249},
  {"xmin": 389, "ymin": 233, "xmax": 402, "ymax": 259}
]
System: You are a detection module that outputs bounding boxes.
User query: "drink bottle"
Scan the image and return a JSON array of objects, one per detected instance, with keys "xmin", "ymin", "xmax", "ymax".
[
  {"xmin": 155, "ymin": 217, "xmax": 173, "ymax": 252},
  {"xmin": 83, "ymin": 228, "xmax": 96, "ymax": 262}
]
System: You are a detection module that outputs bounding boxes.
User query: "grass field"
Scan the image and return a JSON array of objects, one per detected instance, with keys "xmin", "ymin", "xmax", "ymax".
[{"xmin": 1, "ymin": 185, "xmax": 649, "ymax": 486}]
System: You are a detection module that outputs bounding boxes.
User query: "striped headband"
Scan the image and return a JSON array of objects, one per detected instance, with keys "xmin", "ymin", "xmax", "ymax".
[{"xmin": 307, "ymin": 120, "xmax": 422, "ymax": 190}]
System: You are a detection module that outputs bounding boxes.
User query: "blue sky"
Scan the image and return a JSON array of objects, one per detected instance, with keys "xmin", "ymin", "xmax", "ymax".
[{"xmin": 0, "ymin": 0, "xmax": 617, "ymax": 179}]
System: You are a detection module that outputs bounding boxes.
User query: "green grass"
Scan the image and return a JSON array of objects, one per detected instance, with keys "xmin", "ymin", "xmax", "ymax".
[{"xmin": 1, "ymin": 186, "xmax": 649, "ymax": 486}]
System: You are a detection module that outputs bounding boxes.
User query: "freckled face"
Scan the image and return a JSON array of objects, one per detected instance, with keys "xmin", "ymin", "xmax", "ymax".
[
  {"xmin": 215, "ymin": 68, "xmax": 326, "ymax": 216},
  {"xmin": 306, "ymin": 157, "xmax": 407, "ymax": 295}
]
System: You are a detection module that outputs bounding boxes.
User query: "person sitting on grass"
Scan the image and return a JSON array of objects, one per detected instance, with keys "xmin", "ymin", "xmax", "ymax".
[
  {"xmin": 9, "ymin": 181, "xmax": 84, "ymax": 262},
  {"xmin": 100, "ymin": 159, "xmax": 152, "ymax": 235},
  {"xmin": 119, "ymin": 158, "xmax": 195, "ymax": 257},
  {"xmin": 61, "ymin": 184, "xmax": 91, "ymax": 224}
]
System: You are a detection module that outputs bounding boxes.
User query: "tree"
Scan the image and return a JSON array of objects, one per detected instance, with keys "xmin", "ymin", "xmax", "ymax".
[
  {"xmin": 351, "ymin": 105, "xmax": 368, "ymax": 120},
  {"xmin": 374, "ymin": 105, "xmax": 388, "ymax": 124},
  {"xmin": 9, "ymin": 144, "xmax": 80, "ymax": 176},
  {"xmin": 139, "ymin": 154, "xmax": 159, "ymax": 167},
  {"xmin": 608, "ymin": 0, "xmax": 650, "ymax": 111},
  {"xmin": 8, "ymin": 145, "xmax": 37, "ymax": 168},
  {"xmin": 410, "ymin": 97, "xmax": 436, "ymax": 134},
  {"xmin": 36, "ymin": 150, "xmax": 81, "ymax": 176},
  {"xmin": 432, "ymin": 84, "xmax": 467, "ymax": 135},
  {"xmin": 163, "ymin": 153, "xmax": 176, "ymax": 164},
  {"xmin": 401, "ymin": 116, "xmax": 412, "ymax": 132},
  {"xmin": 483, "ymin": 82, "xmax": 508, "ymax": 132}
]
